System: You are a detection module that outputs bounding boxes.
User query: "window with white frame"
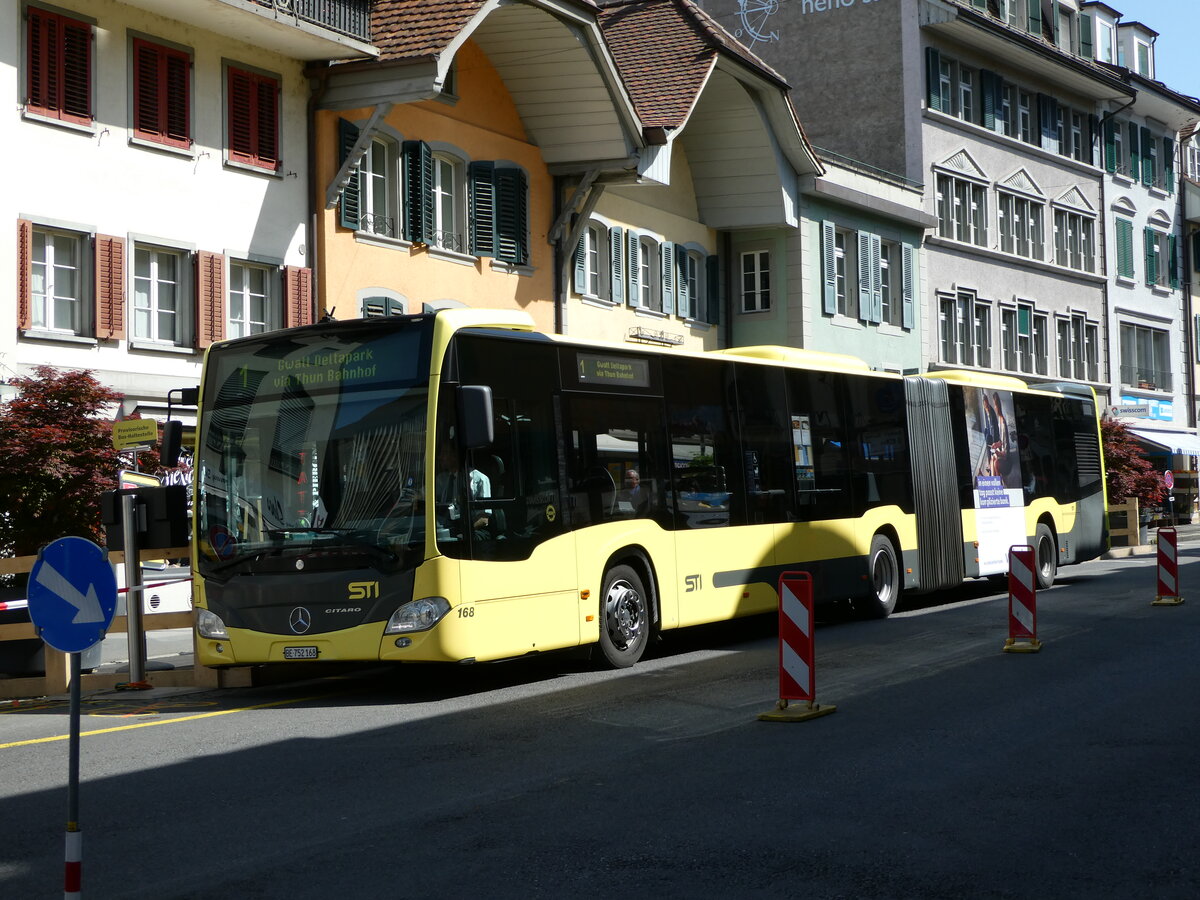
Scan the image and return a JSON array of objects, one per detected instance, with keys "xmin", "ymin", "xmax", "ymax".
[
  {"xmin": 133, "ymin": 245, "xmax": 188, "ymax": 345},
  {"xmin": 940, "ymin": 292, "xmax": 989, "ymax": 367},
  {"xmin": 740, "ymin": 250, "xmax": 770, "ymax": 312},
  {"xmin": 936, "ymin": 172, "xmax": 987, "ymax": 246},
  {"xmin": 1001, "ymin": 303, "xmax": 1048, "ymax": 376},
  {"xmin": 359, "ymin": 137, "xmax": 396, "ymax": 237},
  {"xmin": 431, "ymin": 153, "xmax": 464, "ymax": 253},
  {"xmin": 1144, "ymin": 223, "xmax": 1176, "ymax": 289},
  {"xmin": 879, "ymin": 240, "xmax": 901, "ymax": 326},
  {"xmin": 835, "ymin": 228, "xmax": 856, "ymax": 318},
  {"xmin": 998, "ymin": 191, "xmax": 1044, "ymax": 260},
  {"xmin": 683, "ymin": 249, "xmax": 704, "ymax": 320},
  {"xmin": 1120, "ymin": 322, "xmax": 1170, "ymax": 390},
  {"xmin": 1018, "ymin": 91, "xmax": 1033, "ymax": 144},
  {"xmin": 228, "ymin": 261, "xmax": 275, "ymax": 338},
  {"xmin": 1135, "ymin": 38, "xmax": 1153, "ymax": 78},
  {"xmin": 30, "ymin": 227, "xmax": 87, "ymax": 333},
  {"xmin": 1097, "ymin": 20, "xmax": 1116, "ymax": 63},
  {"xmin": 1053, "ymin": 208, "xmax": 1095, "ymax": 272},
  {"xmin": 1186, "ymin": 142, "xmax": 1200, "ymax": 179},
  {"xmin": 638, "ymin": 237, "xmax": 657, "ymax": 310},
  {"xmin": 1058, "ymin": 313, "xmax": 1099, "ymax": 382},
  {"xmin": 581, "ymin": 224, "xmax": 602, "ymax": 298}
]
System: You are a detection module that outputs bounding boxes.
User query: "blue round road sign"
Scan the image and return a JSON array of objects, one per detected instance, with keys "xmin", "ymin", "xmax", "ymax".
[{"xmin": 27, "ymin": 537, "xmax": 118, "ymax": 653}]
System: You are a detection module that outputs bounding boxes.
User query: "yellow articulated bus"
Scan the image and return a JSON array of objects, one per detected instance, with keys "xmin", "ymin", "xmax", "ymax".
[{"xmin": 190, "ymin": 309, "xmax": 1107, "ymax": 669}]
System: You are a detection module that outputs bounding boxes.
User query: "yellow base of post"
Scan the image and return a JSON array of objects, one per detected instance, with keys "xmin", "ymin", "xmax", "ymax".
[
  {"xmin": 1002, "ymin": 637, "xmax": 1043, "ymax": 653},
  {"xmin": 1152, "ymin": 595, "xmax": 1184, "ymax": 606},
  {"xmin": 758, "ymin": 699, "xmax": 838, "ymax": 722}
]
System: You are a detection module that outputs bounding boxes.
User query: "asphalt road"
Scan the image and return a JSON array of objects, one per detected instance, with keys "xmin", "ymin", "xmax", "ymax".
[{"xmin": 1, "ymin": 549, "xmax": 1197, "ymax": 898}]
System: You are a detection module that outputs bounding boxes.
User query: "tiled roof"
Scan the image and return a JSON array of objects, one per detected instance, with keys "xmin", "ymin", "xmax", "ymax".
[
  {"xmin": 597, "ymin": 0, "xmax": 790, "ymax": 129},
  {"xmin": 370, "ymin": 0, "xmax": 600, "ymax": 62}
]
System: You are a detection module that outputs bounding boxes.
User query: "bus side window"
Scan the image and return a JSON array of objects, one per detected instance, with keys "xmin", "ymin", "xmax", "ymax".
[
  {"xmin": 663, "ymin": 357, "xmax": 736, "ymax": 530},
  {"xmin": 735, "ymin": 363, "xmax": 793, "ymax": 524},
  {"xmin": 787, "ymin": 370, "xmax": 849, "ymax": 522}
]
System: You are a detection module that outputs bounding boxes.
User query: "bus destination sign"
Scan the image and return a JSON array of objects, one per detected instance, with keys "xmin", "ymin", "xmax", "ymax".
[{"xmin": 577, "ymin": 353, "xmax": 650, "ymax": 388}]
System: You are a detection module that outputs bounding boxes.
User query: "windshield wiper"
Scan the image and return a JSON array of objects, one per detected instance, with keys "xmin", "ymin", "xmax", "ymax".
[{"xmin": 266, "ymin": 528, "xmax": 399, "ymax": 565}]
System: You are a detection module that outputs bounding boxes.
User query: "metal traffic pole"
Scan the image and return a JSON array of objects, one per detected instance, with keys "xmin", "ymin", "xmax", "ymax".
[
  {"xmin": 121, "ymin": 491, "xmax": 149, "ymax": 687},
  {"xmin": 65, "ymin": 651, "xmax": 82, "ymax": 899}
]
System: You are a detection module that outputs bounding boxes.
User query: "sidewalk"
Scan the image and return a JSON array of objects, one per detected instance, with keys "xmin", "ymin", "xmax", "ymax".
[{"xmin": 1103, "ymin": 521, "xmax": 1200, "ymax": 559}]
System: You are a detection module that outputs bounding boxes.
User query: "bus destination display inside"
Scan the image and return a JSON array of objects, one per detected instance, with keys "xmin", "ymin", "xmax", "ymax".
[{"xmin": 577, "ymin": 353, "xmax": 650, "ymax": 388}]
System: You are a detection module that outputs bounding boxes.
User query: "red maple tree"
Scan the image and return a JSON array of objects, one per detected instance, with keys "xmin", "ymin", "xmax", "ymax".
[
  {"xmin": 1101, "ymin": 416, "xmax": 1165, "ymax": 506},
  {"xmin": 0, "ymin": 366, "xmax": 122, "ymax": 557}
]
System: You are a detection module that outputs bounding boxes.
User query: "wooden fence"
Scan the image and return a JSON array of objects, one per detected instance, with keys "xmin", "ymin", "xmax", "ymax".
[{"xmin": 0, "ymin": 548, "xmax": 248, "ymax": 699}]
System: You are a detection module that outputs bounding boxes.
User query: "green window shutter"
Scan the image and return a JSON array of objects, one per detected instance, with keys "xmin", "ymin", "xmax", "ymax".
[
  {"xmin": 1116, "ymin": 217, "xmax": 1134, "ymax": 278},
  {"xmin": 1080, "ymin": 13, "xmax": 1094, "ymax": 58},
  {"xmin": 1049, "ymin": 0, "xmax": 1059, "ymax": 43},
  {"xmin": 901, "ymin": 243, "xmax": 915, "ymax": 331},
  {"xmin": 609, "ymin": 226, "xmax": 624, "ymax": 305},
  {"xmin": 1103, "ymin": 119, "xmax": 1116, "ymax": 173},
  {"xmin": 572, "ymin": 230, "xmax": 587, "ymax": 294},
  {"xmin": 1140, "ymin": 127, "xmax": 1154, "ymax": 185},
  {"xmin": 660, "ymin": 241, "xmax": 675, "ymax": 315},
  {"xmin": 980, "ymin": 70, "xmax": 997, "ymax": 130},
  {"xmin": 821, "ymin": 220, "xmax": 837, "ymax": 315},
  {"xmin": 1128, "ymin": 122, "xmax": 1140, "ymax": 179},
  {"xmin": 705, "ymin": 254, "xmax": 720, "ymax": 326},
  {"xmin": 675, "ymin": 245, "xmax": 689, "ymax": 318},
  {"xmin": 338, "ymin": 118, "xmax": 361, "ymax": 231},
  {"xmin": 857, "ymin": 231, "xmax": 872, "ymax": 322},
  {"xmin": 468, "ymin": 160, "xmax": 496, "ymax": 256},
  {"xmin": 1144, "ymin": 226, "xmax": 1157, "ymax": 286},
  {"xmin": 1164, "ymin": 136, "xmax": 1175, "ymax": 194},
  {"xmin": 494, "ymin": 167, "xmax": 528, "ymax": 265},
  {"xmin": 1028, "ymin": 0, "xmax": 1042, "ymax": 36},
  {"xmin": 1169, "ymin": 234, "xmax": 1179, "ymax": 289},
  {"xmin": 925, "ymin": 47, "xmax": 941, "ymax": 112},
  {"xmin": 627, "ymin": 230, "xmax": 640, "ymax": 307},
  {"xmin": 402, "ymin": 140, "xmax": 433, "ymax": 243}
]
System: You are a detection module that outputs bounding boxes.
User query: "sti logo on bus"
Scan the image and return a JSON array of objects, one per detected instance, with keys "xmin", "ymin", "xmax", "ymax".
[
  {"xmin": 685, "ymin": 574, "xmax": 702, "ymax": 592},
  {"xmin": 348, "ymin": 581, "xmax": 379, "ymax": 601}
]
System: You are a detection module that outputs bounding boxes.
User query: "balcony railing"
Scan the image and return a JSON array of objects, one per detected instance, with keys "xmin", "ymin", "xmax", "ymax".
[
  {"xmin": 1121, "ymin": 365, "xmax": 1173, "ymax": 392},
  {"xmin": 250, "ymin": 0, "xmax": 371, "ymax": 42}
]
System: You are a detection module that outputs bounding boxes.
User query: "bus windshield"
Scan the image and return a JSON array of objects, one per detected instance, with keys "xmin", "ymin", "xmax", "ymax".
[{"xmin": 196, "ymin": 319, "xmax": 434, "ymax": 578}]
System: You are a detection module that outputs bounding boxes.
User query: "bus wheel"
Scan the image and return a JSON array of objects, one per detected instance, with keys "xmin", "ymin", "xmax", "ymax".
[
  {"xmin": 598, "ymin": 565, "xmax": 649, "ymax": 668},
  {"xmin": 1035, "ymin": 523, "xmax": 1057, "ymax": 590},
  {"xmin": 854, "ymin": 534, "xmax": 900, "ymax": 619}
]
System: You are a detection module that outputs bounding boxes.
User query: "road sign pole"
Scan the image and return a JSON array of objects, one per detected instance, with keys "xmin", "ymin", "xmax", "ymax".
[
  {"xmin": 121, "ymin": 492, "xmax": 149, "ymax": 686},
  {"xmin": 65, "ymin": 652, "xmax": 82, "ymax": 899}
]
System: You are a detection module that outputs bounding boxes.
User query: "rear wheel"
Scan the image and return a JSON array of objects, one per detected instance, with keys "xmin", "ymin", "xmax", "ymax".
[
  {"xmin": 854, "ymin": 534, "xmax": 900, "ymax": 619},
  {"xmin": 598, "ymin": 564, "xmax": 649, "ymax": 668},
  {"xmin": 1034, "ymin": 522, "xmax": 1057, "ymax": 590}
]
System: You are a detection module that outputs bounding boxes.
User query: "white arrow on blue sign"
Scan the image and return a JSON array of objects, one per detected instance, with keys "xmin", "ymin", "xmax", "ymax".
[{"xmin": 27, "ymin": 537, "xmax": 117, "ymax": 653}]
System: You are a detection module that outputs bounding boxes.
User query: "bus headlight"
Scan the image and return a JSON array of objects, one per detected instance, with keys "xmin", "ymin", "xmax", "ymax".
[
  {"xmin": 197, "ymin": 608, "xmax": 229, "ymax": 640},
  {"xmin": 384, "ymin": 597, "xmax": 450, "ymax": 634}
]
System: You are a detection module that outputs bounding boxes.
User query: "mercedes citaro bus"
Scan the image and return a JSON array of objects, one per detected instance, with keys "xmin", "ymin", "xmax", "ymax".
[{"xmin": 189, "ymin": 309, "xmax": 1106, "ymax": 669}]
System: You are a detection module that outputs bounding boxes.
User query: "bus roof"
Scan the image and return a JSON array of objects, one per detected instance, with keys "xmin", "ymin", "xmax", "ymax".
[{"xmin": 709, "ymin": 345, "xmax": 871, "ymax": 372}]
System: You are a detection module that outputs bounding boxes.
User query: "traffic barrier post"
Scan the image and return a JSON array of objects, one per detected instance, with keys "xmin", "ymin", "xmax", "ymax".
[
  {"xmin": 1153, "ymin": 527, "xmax": 1185, "ymax": 606},
  {"xmin": 1003, "ymin": 544, "xmax": 1042, "ymax": 653},
  {"xmin": 759, "ymin": 571, "xmax": 837, "ymax": 722}
]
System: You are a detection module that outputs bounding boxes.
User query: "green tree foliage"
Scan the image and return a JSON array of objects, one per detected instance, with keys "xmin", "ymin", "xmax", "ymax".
[
  {"xmin": 0, "ymin": 367, "xmax": 122, "ymax": 557},
  {"xmin": 1101, "ymin": 416, "xmax": 1165, "ymax": 506}
]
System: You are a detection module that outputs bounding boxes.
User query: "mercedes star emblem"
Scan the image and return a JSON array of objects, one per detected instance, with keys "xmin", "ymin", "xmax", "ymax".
[{"xmin": 289, "ymin": 607, "xmax": 312, "ymax": 634}]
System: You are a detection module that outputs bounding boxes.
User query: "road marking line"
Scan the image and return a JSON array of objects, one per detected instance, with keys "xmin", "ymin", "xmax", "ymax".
[{"xmin": 0, "ymin": 693, "xmax": 331, "ymax": 750}]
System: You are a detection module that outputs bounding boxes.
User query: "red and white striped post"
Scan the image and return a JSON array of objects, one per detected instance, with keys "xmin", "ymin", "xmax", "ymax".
[
  {"xmin": 758, "ymin": 571, "xmax": 837, "ymax": 722},
  {"xmin": 1003, "ymin": 544, "xmax": 1042, "ymax": 653},
  {"xmin": 64, "ymin": 826, "xmax": 81, "ymax": 899},
  {"xmin": 1153, "ymin": 526, "xmax": 1185, "ymax": 606}
]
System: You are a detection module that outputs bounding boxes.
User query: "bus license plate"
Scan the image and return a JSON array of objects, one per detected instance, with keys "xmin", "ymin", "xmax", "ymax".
[{"xmin": 283, "ymin": 646, "xmax": 318, "ymax": 660}]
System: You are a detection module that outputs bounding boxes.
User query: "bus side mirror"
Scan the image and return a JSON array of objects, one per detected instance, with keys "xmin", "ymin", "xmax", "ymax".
[
  {"xmin": 458, "ymin": 385, "xmax": 494, "ymax": 450},
  {"xmin": 161, "ymin": 420, "xmax": 183, "ymax": 468}
]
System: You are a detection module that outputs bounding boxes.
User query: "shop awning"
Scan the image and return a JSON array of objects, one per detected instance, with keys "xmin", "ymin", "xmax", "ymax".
[{"xmin": 1128, "ymin": 428, "xmax": 1200, "ymax": 457}]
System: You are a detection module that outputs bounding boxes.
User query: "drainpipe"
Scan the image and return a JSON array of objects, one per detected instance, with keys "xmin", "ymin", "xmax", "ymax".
[
  {"xmin": 307, "ymin": 64, "xmax": 331, "ymax": 320},
  {"xmin": 554, "ymin": 175, "xmax": 565, "ymax": 334},
  {"xmin": 1177, "ymin": 127, "xmax": 1198, "ymax": 520}
]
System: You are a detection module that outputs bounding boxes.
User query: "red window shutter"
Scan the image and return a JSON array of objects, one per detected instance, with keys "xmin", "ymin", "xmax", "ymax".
[
  {"xmin": 17, "ymin": 219, "xmax": 33, "ymax": 331},
  {"xmin": 26, "ymin": 8, "xmax": 91, "ymax": 124},
  {"xmin": 227, "ymin": 66, "xmax": 279, "ymax": 170},
  {"xmin": 283, "ymin": 266, "xmax": 313, "ymax": 329},
  {"xmin": 94, "ymin": 235, "xmax": 126, "ymax": 340},
  {"xmin": 133, "ymin": 38, "xmax": 190, "ymax": 148},
  {"xmin": 195, "ymin": 251, "xmax": 226, "ymax": 348}
]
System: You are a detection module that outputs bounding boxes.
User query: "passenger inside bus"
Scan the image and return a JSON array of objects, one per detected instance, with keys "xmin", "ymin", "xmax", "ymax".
[
  {"xmin": 618, "ymin": 469, "xmax": 649, "ymax": 516},
  {"xmin": 434, "ymin": 440, "xmax": 491, "ymax": 540}
]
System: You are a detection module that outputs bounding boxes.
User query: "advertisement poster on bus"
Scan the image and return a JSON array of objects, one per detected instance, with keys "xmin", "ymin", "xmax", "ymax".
[{"xmin": 963, "ymin": 386, "xmax": 1025, "ymax": 573}]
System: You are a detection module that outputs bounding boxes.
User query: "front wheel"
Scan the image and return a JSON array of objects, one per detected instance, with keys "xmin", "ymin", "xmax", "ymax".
[
  {"xmin": 598, "ymin": 564, "xmax": 650, "ymax": 668},
  {"xmin": 853, "ymin": 534, "xmax": 901, "ymax": 619},
  {"xmin": 1034, "ymin": 522, "xmax": 1057, "ymax": 590}
]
